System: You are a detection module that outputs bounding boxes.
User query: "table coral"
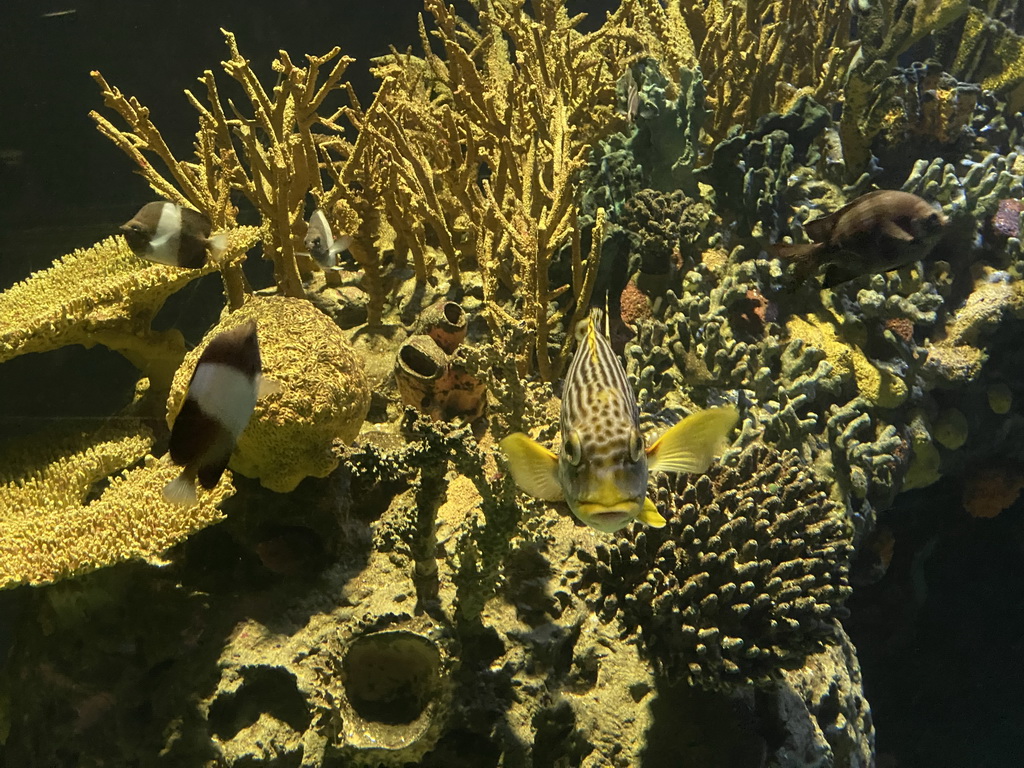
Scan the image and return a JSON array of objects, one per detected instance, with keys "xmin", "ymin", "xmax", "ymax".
[
  {"xmin": 0, "ymin": 427, "xmax": 232, "ymax": 589},
  {"xmin": 0, "ymin": 233, "xmax": 252, "ymax": 391},
  {"xmin": 167, "ymin": 296, "xmax": 371, "ymax": 493}
]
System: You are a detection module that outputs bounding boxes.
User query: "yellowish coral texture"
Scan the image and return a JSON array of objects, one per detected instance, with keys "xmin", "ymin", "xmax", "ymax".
[
  {"xmin": 167, "ymin": 296, "xmax": 371, "ymax": 493},
  {"xmin": 0, "ymin": 229, "xmax": 259, "ymax": 388},
  {"xmin": 0, "ymin": 428, "xmax": 232, "ymax": 589},
  {"xmin": 788, "ymin": 314, "xmax": 907, "ymax": 409},
  {"xmin": 625, "ymin": 0, "xmax": 856, "ymax": 139},
  {"xmin": 0, "ymin": 236, "xmax": 201, "ymax": 362}
]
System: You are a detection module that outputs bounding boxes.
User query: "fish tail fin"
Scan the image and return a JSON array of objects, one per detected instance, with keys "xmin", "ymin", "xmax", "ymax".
[
  {"xmin": 163, "ymin": 472, "xmax": 198, "ymax": 506},
  {"xmin": 208, "ymin": 233, "xmax": 230, "ymax": 263},
  {"xmin": 257, "ymin": 374, "xmax": 283, "ymax": 399},
  {"xmin": 331, "ymin": 234, "xmax": 354, "ymax": 255},
  {"xmin": 646, "ymin": 405, "xmax": 739, "ymax": 475}
]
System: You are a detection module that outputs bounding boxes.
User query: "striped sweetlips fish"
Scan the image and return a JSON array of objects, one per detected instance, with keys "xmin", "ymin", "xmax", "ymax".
[{"xmin": 500, "ymin": 312, "xmax": 739, "ymax": 533}]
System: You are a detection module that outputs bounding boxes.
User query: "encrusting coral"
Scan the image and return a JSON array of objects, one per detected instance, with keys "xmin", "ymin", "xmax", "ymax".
[
  {"xmin": 0, "ymin": 426, "xmax": 232, "ymax": 589},
  {"xmin": 167, "ymin": 296, "xmax": 371, "ymax": 493}
]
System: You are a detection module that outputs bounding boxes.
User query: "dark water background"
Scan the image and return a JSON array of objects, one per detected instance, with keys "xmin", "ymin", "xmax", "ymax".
[{"xmin": 1, "ymin": 2, "xmax": 1022, "ymax": 766}]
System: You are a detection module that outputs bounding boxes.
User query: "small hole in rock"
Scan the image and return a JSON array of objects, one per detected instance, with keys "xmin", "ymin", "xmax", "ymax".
[
  {"xmin": 442, "ymin": 302, "xmax": 464, "ymax": 325},
  {"xmin": 342, "ymin": 631, "xmax": 440, "ymax": 725}
]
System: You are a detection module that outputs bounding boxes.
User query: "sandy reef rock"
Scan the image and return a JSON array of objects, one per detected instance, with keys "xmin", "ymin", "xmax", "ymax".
[{"xmin": 168, "ymin": 295, "xmax": 371, "ymax": 492}]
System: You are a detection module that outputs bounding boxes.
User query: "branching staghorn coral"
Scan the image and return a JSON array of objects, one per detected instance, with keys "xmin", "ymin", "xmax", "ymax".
[
  {"xmin": 620, "ymin": 0, "xmax": 856, "ymax": 140},
  {"xmin": 91, "ymin": 30, "xmax": 355, "ymax": 304},
  {"xmin": 840, "ymin": 0, "xmax": 970, "ymax": 177},
  {"xmin": 341, "ymin": 0, "xmax": 637, "ymax": 378}
]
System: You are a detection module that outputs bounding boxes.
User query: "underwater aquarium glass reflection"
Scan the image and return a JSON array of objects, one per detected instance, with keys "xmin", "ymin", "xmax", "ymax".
[{"xmin": 1, "ymin": 1, "xmax": 1023, "ymax": 765}]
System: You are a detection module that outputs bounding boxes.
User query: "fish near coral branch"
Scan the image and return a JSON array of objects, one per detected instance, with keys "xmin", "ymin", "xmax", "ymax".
[{"xmin": 90, "ymin": 72, "xmax": 207, "ymax": 209}]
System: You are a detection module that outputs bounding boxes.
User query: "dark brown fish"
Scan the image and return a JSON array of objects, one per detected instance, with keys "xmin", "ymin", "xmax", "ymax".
[
  {"xmin": 120, "ymin": 201, "xmax": 226, "ymax": 269},
  {"xmin": 774, "ymin": 190, "xmax": 948, "ymax": 287},
  {"xmin": 164, "ymin": 319, "xmax": 262, "ymax": 505}
]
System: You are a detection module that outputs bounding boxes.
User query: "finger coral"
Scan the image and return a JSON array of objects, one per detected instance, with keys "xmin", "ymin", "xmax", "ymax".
[
  {"xmin": 573, "ymin": 443, "xmax": 853, "ymax": 690},
  {"xmin": 167, "ymin": 296, "xmax": 371, "ymax": 493},
  {"xmin": 0, "ymin": 426, "xmax": 232, "ymax": 589}
]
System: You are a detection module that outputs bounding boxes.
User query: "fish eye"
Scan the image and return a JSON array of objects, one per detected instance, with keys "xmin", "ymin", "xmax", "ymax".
[
  {"xmin": 628, "ymin": 428, "xmax": 644, "ymax": 462},
  {"xmin": 564, "ymin": 431, "xmax": 583, "ymax": 466}
]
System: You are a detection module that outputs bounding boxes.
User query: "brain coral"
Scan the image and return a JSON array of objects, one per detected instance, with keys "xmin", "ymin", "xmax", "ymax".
[
  {"xmin": 573, "ymin": 443, "xmax": 853, "ymax": 690},
  {"xmin": 167, "ymin": 296, "xmax": 371, "ymax": 492}
]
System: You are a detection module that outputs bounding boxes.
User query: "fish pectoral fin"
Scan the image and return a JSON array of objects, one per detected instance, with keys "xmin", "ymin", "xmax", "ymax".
[
  {"xmin": 647, "ymin": 406, "xmax": 740, "ymax": 474},
  {"xmin": 639, "ymin": 497, "xmax": 666, "ymax": 528},
  {"xmin": 499, "ymin": 433, "xmax": 564, "ymax": 501},
  {"xmin": 879, "ymin": 218, "xmax": 915, "ymax": 242}
]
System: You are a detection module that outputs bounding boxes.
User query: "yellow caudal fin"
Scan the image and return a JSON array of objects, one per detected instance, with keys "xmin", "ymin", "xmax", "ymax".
[
  {"xmin": 639, "ymin": 497, "xmax": 666, "ymax": 527},
  {"xmin": 646, "ymin": 405, "xmax": 739, "ymax": 474},
  {"xmin": 499, "ymin": 433, "xmax": 564, "ymax": 501}
]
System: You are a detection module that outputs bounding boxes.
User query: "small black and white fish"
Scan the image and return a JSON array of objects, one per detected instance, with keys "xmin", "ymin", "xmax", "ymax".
[
  {"xmin": 617, "ymin": 68, "xmax": 640, "ymax": 123},
  {"xmin": 301, "ymin": 208, "xmax": 353, "ymax": 269},
  {"xmin": 164, "ymin": 319, "xmax": 266, "ymax": 505},
  {"xmin": 120, "ymin": 201, "xmax": 227, "ymax": 269},
  {"xmin": 500, "ymin": 311, "xmax": 738, "ymax": 533}
]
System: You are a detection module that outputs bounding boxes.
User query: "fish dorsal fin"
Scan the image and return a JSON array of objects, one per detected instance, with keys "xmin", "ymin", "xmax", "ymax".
[
  {"xmin": 647, "ymin": 406, "xmax": 740, "ymax": 474},
  {"xmin": 804, "ymin": 189, "xmax": 894, "ymax": 242},
  {"xmin": 499, "ymin": 433, "xmax": 564, "ymax": 501},
  {"xmin": 639, "ymin": 497, "xmax": 667, "ymax": 528}
]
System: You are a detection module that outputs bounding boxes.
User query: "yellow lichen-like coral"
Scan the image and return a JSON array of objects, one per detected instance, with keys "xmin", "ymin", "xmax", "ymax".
[
  {"xmin": 338, "ymin": 0, "xmax": 624, "ymax": 378},
  {"xmin": 788, "ymin": 313, "xmax": 907, "ymax": 409},
  {"xmin": 0, "ymin": 427, "xmax": 232, "ymax": 589},
  {"xmin": 925, "ymin": 279, "xmax": 1024, "ymax": 384},
  {"xmin": 622, "ymin": 0, "xmax": 857, "ymax": 140},
  {"xmin": 953, "ymin": 8, "xmax": 1024, "ymax": 110},
  {"xmin": 167, "ymin": 296, "xmax": 371, "ymax": 493},
  {"xmin": 91, "ymin": 30, "xmax": 355, "ymax": 303},
  {"xmin": 0, "ymin": 233, "xmax": 250, "ymax": 390}
]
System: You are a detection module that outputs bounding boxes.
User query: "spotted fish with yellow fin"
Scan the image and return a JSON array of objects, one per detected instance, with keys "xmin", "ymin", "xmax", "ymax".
[{"xmin": 500, "ymin": 312, "xmax": 739, "ymax": 533}]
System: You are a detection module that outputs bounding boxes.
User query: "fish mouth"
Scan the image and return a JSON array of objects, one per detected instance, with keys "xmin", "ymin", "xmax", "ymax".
[{"xmin": 575, "ymin": 502, "xmax": 638, "ymax": 531}]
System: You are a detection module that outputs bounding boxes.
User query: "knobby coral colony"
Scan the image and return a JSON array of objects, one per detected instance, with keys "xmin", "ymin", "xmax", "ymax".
[{"xmin": 3, "ymin": 0, "xmax": 1024, "ymax": 762}]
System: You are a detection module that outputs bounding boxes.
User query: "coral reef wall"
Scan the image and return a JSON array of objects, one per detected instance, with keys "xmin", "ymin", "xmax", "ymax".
[{"xmin": 3, "ymin": 0, "xmax": 1024, "ymax": 766}]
